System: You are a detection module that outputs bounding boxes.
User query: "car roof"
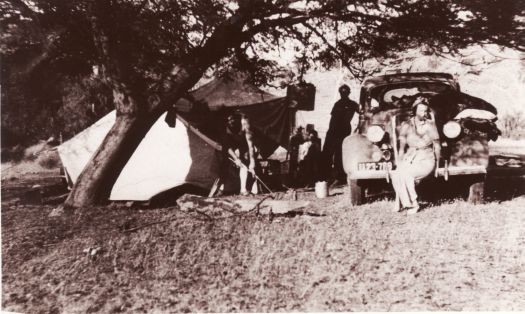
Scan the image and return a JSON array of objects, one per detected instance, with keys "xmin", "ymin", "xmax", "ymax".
[{"xmin": 361, "ymin": 72, "xmax": 459, "ymax": 91}]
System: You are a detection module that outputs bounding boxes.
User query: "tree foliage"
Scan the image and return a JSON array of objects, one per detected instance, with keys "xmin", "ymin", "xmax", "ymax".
[
  {"xmin": 1, "ymin": 0, "xmax": 105, "ymax": 147},
  {"xmin": 3, "ymin": 0, "xmax": 522, "ymax": 101},
  {"xmin": 4, "ymin": 0, "xmax": 525, "ymax": 116}
]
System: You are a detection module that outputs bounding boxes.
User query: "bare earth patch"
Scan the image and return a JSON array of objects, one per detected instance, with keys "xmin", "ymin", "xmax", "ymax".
[{"xmin": 2, "ymin": 187, "xmax": 525, "ymax": 312}]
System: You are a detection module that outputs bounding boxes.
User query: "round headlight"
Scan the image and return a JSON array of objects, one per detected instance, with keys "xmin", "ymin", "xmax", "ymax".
[
  {"xmin": 367, "ymin": 125, "xmax": 385, "ymax": 142},
  {"xmin": 443, "ymin": 121, "xmax": 461, "ymax": 139}
]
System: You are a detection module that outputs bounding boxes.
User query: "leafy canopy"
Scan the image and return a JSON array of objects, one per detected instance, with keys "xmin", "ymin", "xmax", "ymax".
[
  {"xmin": 1, "ymin": 0, "xmax": 523, "ymax": 141},
  {"xmin": 4, "ymin": 0, "xmax": 523, "ymax": 81}
]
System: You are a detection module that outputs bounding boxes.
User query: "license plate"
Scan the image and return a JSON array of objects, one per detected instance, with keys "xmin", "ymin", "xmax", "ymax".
[{"xmin": 358, "ymin": 162, "xmax": 393, "ymax": 171}]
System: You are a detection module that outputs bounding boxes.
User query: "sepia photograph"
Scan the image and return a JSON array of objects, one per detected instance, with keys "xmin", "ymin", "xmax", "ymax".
[{"xmin": 1, "ymin": 0, "xmax": 524, "ymax": 312}]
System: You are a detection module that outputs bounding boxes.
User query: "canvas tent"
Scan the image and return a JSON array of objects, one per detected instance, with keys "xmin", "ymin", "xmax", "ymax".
[
  {"xmin": 176, "ymin": 74, "xmax": 293, "ymax": 152},
  {"xmin": 57, "ymin": 75, "xmax": 294, "ymax": 201}
]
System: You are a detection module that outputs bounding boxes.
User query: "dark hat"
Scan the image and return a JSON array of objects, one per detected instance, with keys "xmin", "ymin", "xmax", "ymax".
[{"xmin": 306, "ymin": 124, "xmax": 315, "ymax": 132}]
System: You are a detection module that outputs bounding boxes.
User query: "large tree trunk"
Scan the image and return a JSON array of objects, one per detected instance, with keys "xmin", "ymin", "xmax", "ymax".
[
  {"xmin": 63, "ymin": 113, "xmax": 160, "ymax": 207},
  {"xmin": 64, "ymin": 10, "xmax": 250, "ymax": 209},
  {"xmin": 63, "ymin": 65, "xmax": 201, "ymax": 208},
  {"xmin": 64, "ymin": 83, "xmax": 164, "ymax": 208}
]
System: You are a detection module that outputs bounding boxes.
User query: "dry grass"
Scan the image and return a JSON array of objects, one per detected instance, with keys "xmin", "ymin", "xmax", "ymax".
[{"xmin": 3, "ymin": 191, "xmax": 525, "ymax": 313}]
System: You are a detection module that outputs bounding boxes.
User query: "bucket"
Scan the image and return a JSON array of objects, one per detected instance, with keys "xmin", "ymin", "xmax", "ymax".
[{"xmin": 315, "ymin": 181, "xmax": 328, "ymax": 198}]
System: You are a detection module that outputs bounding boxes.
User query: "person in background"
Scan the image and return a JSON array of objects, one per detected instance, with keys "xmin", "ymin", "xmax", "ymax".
[
  {"xmin": 297, "ymin": 129, "xmax": 322, "ymax": 187},
  {"xmin": 321, "ymin": 84, "xmax": 360, "ymax": 186},
  {"xmin": 308, "ymin": 129, "xmax": 322, "ymax": 171},
  {"xmin": 391, "ymin": 96, "xmax": 441, "ymax": 214},
  {"xmin": 220, "ymin": 111, "xmax": 258, "ymax": 196},
  {"xmin": 306, "ymin": 124, "xmax": 321, "ymax": 149},
  {"xmin": 288, "ymin": 126, "xmax": 305, "ymax": 187}
]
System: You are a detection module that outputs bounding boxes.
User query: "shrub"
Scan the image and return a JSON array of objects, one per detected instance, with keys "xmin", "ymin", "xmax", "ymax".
[
  {"xmin": 0, "ymin": 145, "xmax": 25, "ymax": 163},
  {"xmin": 2, "ymin": 73, "xmax": 113, "ymax": 150},
  {"xmin": 498, "ymin": 110, "xmax": 525, "ymax": 140},
  {"xmin": 56, "ymin": 76, "xmax": 113, "ymax": 140},
  {"xmin": 36, "ymin": 150, "xmax": 61, "ymax": 169}
]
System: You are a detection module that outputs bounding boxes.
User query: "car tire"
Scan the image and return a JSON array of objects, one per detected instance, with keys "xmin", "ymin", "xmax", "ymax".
[
  {"xmin": 347, "ymin": 179, "xmax": 364, "ymax": 205},
  {"xmin": 467, "ymin": 175, "xmax": 486, "ymax": 204}
]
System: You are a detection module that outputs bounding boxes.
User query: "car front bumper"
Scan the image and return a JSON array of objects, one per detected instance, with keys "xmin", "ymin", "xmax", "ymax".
[{"xmin": 348, "ymin": 165, "xmax": 487, "ymax": 180}]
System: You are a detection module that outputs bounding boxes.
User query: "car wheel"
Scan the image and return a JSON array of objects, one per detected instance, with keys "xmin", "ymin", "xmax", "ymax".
[
  {"xmin": 467, "ymin": 176, "xmax": 486, "ymax": 204},
  {"xmin": 347, "ymin": 179, "xmax": 364, "ymax": 205}
]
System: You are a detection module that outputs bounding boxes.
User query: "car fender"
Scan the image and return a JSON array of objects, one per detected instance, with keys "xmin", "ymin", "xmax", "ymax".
[{"xmin": 342, "ymin": 134, "xmax": 382, "ymax": 175}]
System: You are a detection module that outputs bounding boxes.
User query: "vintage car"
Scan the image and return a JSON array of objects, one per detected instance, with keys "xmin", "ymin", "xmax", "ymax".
[{"xmin": 342, "ymin": 72, "xmax": 501, "ymax": 205}]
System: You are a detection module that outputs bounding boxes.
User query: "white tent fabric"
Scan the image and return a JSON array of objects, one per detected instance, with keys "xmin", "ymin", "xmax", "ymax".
[{"xmin": 57, "ymin": 111, "xmax": 221, "ymax": 201}]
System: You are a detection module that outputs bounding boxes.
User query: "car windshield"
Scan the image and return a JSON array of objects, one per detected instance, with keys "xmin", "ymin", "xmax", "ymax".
[{"xmin": 367, "ymin": 82, "xmax": 455, "ymax": 111}]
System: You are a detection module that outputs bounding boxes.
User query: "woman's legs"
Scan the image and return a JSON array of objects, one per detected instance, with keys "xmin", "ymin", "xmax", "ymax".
[
  {"xmin": 392, "ymin": 160, "xmax": 424, "ymax": 211},
  {"xmin": 404, "ymin": 173, "xmax": 419, "ymax": 208},
  {"xmin": 391, "ymin": 171, "xmax": 405, "ymax": 211},
  {"xmin": 402, "ymin": 173, "xmax": 420, "ymax": 214},
  {"xmin": 401, "ymin": 158, "xmax": 435, "ymax": 213},
  {"xmin": 391, "ymin": 167, "xmax": 413, "ymax": 209}
]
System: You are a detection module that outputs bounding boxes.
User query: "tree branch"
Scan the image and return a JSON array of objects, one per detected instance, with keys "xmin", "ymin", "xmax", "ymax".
[
  {"xmin": 9, "ymin": 0, "xmax": 41, "ymax": 21},
  {"xmin": 149, "ymin": 9, "xmax": 253, "ymax": 112},
  {"xmin": 301, "ymin": 22, "xmax": 364, "ymax": 79},
  {"xmin": 243, "ymin": 14, "xmax": 311, "ymax": 38}
]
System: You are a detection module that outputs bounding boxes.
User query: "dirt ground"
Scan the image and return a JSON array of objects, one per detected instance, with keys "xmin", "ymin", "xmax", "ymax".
[{"xmin": 2, "ymin": 172, "xmax": 525, "ymax": 313}]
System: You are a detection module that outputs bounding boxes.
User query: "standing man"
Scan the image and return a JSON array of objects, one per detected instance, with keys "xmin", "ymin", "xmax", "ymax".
[
  {"xmin": 220, "ymin": 111, "xmax": 258, "ymax": 196},
  {"xmin": 321, "ymin": 84, "xmax": 360, "ymax": 185}
]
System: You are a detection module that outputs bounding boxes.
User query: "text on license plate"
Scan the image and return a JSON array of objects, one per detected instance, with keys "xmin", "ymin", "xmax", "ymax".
[{"xmin": 358, "ymin": 162, "xmax": 393, "ymax": 171}]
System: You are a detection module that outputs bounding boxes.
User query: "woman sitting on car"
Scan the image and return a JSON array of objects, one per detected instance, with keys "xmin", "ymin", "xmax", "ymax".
[{"xmin": 391, "ymin": 96, "xmax": 441, "ymax": 214}]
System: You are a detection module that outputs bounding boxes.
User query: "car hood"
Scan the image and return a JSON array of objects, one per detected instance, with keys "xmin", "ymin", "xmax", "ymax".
[
  {"xmin": 364, "ymin": 90, "xmax": 500, "ymax": 142},
  {"xmin": 428, "ymin": 90, "xmax": 498, "ymax": 123}
]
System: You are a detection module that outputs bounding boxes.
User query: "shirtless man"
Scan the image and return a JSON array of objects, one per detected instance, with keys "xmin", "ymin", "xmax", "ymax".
[{"xmin": 221, "ymin": 112, "xmax": 257, "ymax": 195}]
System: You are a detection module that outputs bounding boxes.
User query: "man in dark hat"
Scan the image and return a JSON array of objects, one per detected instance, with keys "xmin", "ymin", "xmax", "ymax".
[{"xmin": 321, "ymin": 84, "xmax": 360, "ymax": 185}]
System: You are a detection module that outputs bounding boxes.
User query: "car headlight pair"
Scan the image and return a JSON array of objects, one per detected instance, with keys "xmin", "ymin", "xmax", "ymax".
[
  {"xmin": 367, "ymin": 120, "xmax": 461, "ymax": 145},
  {"xmin": 366, "ymin": 126, "xmax": 391, "ymax": 162}
]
